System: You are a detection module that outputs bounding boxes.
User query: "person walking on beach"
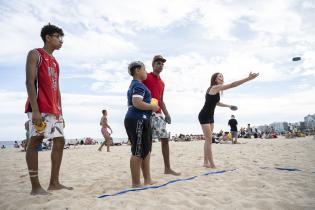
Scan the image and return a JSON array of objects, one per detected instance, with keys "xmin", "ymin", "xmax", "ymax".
[
  {"xmin": 98, "ymin": 109, "xmax": 113, "ymax": 152},
  {"xmin": 228, "ymin": 115, "xmax": 239, "ymax": 144},
  {"xmin": 124, "ymin": 61, "xmax": 159, "ymax": 187},
  {"xmin": 143, "ymin": 55, "xmax": 181, "ymax": 176},
  {"xmin": 198, "ymin": 72, "xmax": 259, "ymax": 168},
  {"xmin": 24, "ymin": 23, "xmax": 73, "ymax": 195},
  {"xmin": 246, "ymin": 123, "xmax": 252, "ymax": 138}
]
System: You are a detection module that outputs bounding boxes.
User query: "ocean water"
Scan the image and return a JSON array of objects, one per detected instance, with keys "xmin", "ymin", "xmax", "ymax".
[{"xmin": 0, "ymin": 141, "xmax": 20, "ymax": 149}]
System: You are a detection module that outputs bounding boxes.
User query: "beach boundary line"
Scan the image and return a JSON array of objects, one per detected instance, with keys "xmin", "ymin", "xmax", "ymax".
[
  {"xmin": 260, "ymin": 167, "xmax": 303, "ymax": 172},
  {"xmin": 98, "ymin": 169, "xmax": 236, "ymax": 198},
  {"xmin": 97, "ymin": 166, "xmax": 315, "ymax": 198}
]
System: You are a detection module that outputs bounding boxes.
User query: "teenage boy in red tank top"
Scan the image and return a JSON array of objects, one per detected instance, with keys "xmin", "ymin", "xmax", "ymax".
[
  {"xmin": 25, "ymin": 24, "xmax": 73, "ymax": 195},
  {"xmin": 143, "ymin": 55, "xmax": 181, "ymax": 176}
]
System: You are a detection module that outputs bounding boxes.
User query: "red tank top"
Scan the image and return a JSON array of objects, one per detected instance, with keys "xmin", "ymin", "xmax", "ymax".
[{"xmin": 25, "ymin": 48, "xmax": 61, "ymax": 116}]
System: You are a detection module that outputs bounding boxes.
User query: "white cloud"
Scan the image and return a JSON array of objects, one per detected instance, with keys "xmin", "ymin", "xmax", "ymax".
[
  {"xmin": 0, "ymin": 90, "xmax": 27, "ymax": 114},
  {"xmin": 75, "ymin": 0, "xmax": 201, "ymax": 29},
  {"xmin": 0, "ymin": 0, "xmax": 315, "ymax": 140},
  {"xmin": 59, "ymin": 32, "xmax": 137, "ymax": 63},
  {"xmin": 197, "ymin": 1, "xmax": 246, "ymax": 41}
]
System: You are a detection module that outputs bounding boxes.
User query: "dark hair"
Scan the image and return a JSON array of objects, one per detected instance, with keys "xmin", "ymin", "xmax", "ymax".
[
  {"xmin": 40, "ymin": 23, "xmax": 64, "ymax": 43},
  {"xmin": 129, "ymin": 66, "xmax": 141, "ymax": 76},
  {"xmin": 102, "ymin": 110, "xmax": 107, "ymax": 115},
  {"xmin": 128, "ymin": 61, "xmax": 144, "ymax": 76}
]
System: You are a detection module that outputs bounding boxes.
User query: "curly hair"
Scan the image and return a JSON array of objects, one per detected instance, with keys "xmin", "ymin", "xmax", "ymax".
[{"xmin": 40, "ymin": 23, "xmax": 64, "ymax": 43}]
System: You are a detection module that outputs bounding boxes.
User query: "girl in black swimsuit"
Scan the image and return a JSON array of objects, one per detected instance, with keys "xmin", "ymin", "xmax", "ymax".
[{"xmin": 199, "ymin": 72, "xmax": 259, "ymax": 168}]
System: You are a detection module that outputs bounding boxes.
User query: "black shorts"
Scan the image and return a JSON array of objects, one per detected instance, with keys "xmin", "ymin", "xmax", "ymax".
[
  {"xmin": 124, "ymin": 118, "xmax": 152, "ymax": 159},
  {"xmin": 198, "ymin": 111, "xmax": 214, "ymax": 124}
]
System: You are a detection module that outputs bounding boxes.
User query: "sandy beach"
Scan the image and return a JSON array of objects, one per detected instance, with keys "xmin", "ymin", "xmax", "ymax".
[{"xmin": 0, "ymin": 136, "xmax": 314, "ymax": 210}]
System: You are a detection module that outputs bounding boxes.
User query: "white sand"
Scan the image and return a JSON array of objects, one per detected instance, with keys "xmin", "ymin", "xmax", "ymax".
[{"xmin": 0, "ymin": 136, "xmax": 315, "ymax": 210}]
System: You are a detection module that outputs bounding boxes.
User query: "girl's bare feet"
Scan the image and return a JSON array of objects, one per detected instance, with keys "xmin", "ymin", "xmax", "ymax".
[{"xmin": 203, "ymin": 164, "xmax": 216, "ymax": 168}]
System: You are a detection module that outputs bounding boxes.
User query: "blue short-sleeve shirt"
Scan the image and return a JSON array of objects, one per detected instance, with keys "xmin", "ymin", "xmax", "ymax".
[{"xmin": 125, "ymin": 80, "xmax": 152, "ymax": 120}]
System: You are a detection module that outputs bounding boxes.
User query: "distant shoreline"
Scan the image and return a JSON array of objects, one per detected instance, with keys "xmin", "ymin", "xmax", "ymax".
[{"xmin": 0, "ymin": 137, "xmax": 129, "ymax": 148}]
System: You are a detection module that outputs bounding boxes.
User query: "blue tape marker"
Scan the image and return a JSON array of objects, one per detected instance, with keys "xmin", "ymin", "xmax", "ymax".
[
  {"xmin": 275, "ymin": 167, "xmax": 302, "ymax": 172},
  {"xmin": 98, "ymin": 169, "xmax": 235, "ymax": 198},
  {"xmin": 98, "ymin": 176, "xmax": 197, "ymax": 198},
  {"xmin": 202, "ymin": 169, "xmax": 236, "ymax": 176},
  {"xmin": 260, "ymin": 167, "xmax": 302, "ymax": 172}
]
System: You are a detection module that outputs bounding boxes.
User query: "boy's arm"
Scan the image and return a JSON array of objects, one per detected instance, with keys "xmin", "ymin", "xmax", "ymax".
[
  {"xmin": 160, "ymin": 93, "xmax": 171, "ymax": 124},
  {"xmin": 132, "ymin": 97, "xmax": 158, "ymax": 111},
  {"xmin": 25, "ymin": 50, "xmax": 41, "ymax": 125},
  {"xmin": 59, "ymin": 88, "xmax": 62, "ymax": 115}
]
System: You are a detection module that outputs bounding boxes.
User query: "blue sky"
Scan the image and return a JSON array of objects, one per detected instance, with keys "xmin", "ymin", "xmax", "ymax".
[{"xmin": 0, "ymin": 0, "xmax": 314, "ymax": 141}]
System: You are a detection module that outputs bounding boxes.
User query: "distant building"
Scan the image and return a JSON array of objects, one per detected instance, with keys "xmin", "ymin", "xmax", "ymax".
[
  {"xmin": 270, "ymin": 122, "xmax": 289, "ymax": 133},
  {"xmin": 299, "ymin": 121, "xmax": 306, "ymax": 131},
  {"xmin": 304, "ymin": 114, "xmax": 315, "ymax": 129},
  {"xmin": 256, "ymin": 113, "xmax": 314, "ymax": 133}
]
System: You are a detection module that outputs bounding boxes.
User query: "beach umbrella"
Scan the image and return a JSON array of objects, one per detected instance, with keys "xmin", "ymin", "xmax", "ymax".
[{"xmin": 292, "ymin": 57, "xmax": 301, "ymax": 61}]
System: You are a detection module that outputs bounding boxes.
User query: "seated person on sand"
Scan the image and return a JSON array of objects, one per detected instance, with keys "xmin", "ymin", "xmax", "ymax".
[
  {"xmin": 21, "ymin": 140, "xmax": 27, "ymax": 152},
  {"xmin": 271, "ymin": 132, "xmax": 278, "ymax": 138},
  {"xmin": 285, "ymin": 131, "xmax": 294, "ymax": 139},
  {"xmin": 219, "ymin": 132, "xmax": 230, "ymax": 144},
  {"xmin": 14, "ymin": 141, "xmax": 20, "ymax": 148},
  {"xmin": 212, "ymin": 135, "xmax": 220, "ymax": 144},
  {"xmin": 264, "ymin": 132, "xmax": 271, "ymax": 139}
]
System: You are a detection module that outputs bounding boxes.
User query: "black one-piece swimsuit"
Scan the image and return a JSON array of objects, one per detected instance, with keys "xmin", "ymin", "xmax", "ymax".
[{"xmin": 198, "ymin": 93, "xmax": 220, "ymax": 124}]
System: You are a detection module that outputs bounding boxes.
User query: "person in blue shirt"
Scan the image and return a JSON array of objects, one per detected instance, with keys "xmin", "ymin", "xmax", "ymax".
[{"xmin": 124, "ymin": 61, "xmax": 159, "ymax": 188}]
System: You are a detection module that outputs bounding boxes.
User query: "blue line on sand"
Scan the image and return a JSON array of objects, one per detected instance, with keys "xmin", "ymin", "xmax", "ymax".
[
  {"xmin": 274, "ymin": 167, "xmax": 302, "ymax": 172},
  {"xmin": 260, "ymin": 167, "xmax": 302, "ymax": 172},
  {"xmin": 98, "ymin": 169, "xmax": 236, "ymax": 198}
]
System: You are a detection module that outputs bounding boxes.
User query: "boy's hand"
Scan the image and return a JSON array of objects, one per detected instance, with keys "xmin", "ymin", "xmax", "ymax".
[
  {"xmin": 152, "ymin": 104, "xmax": 159, "ymax": 112},
  {"xmin": 165, "ymin": 114, "xmax": 171, "ymax": 124},
  {"xmin": 32, "ymin": 111, "xmax": 42, "ymax": 126}
]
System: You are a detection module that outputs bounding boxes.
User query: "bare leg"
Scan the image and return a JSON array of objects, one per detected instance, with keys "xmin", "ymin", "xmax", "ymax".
[
  {"xmin": 161, "ymin": 139, "xmax": 181, "ymax": 176},
  {"xmin": 201, "ymin": 124, "xmax": 216, "ymax": 168},
  {"xmin": 105, "ymin": 135, "xmax": 111, "ymax": 152},
  {"xmin": 98, "ymin": 139, "xmax": 105, "ymax": 151},
  {"xmin": 203, "ymin": 138, "xmax": 210, "ymax": 167},
  {"xmin": 26, "ymin": 136, "xmax": 49, "ymax": 195},
  {"xmin": 48, "ymin": 137, "xmax": 73, "ymax": 191},
  {"xmin": 141, "ymin": 153, "xmax": 156, "ymax": 185},
  {"xmin": 234, "ymin": 135, "xmax": 238, "ymax": 144},
  {"xmin": 130, "ymin": 155, "xmax": 142, "ymax": 188}
]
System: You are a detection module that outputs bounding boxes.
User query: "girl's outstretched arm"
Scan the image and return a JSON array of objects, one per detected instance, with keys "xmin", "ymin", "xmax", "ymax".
[
  {"xmin": 217, "ymin": 102, "xmax": 231, "ymax": 108},
  {"xmin": 212, "ymin": 72, "xmax": 259, "ymax": 93}
]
